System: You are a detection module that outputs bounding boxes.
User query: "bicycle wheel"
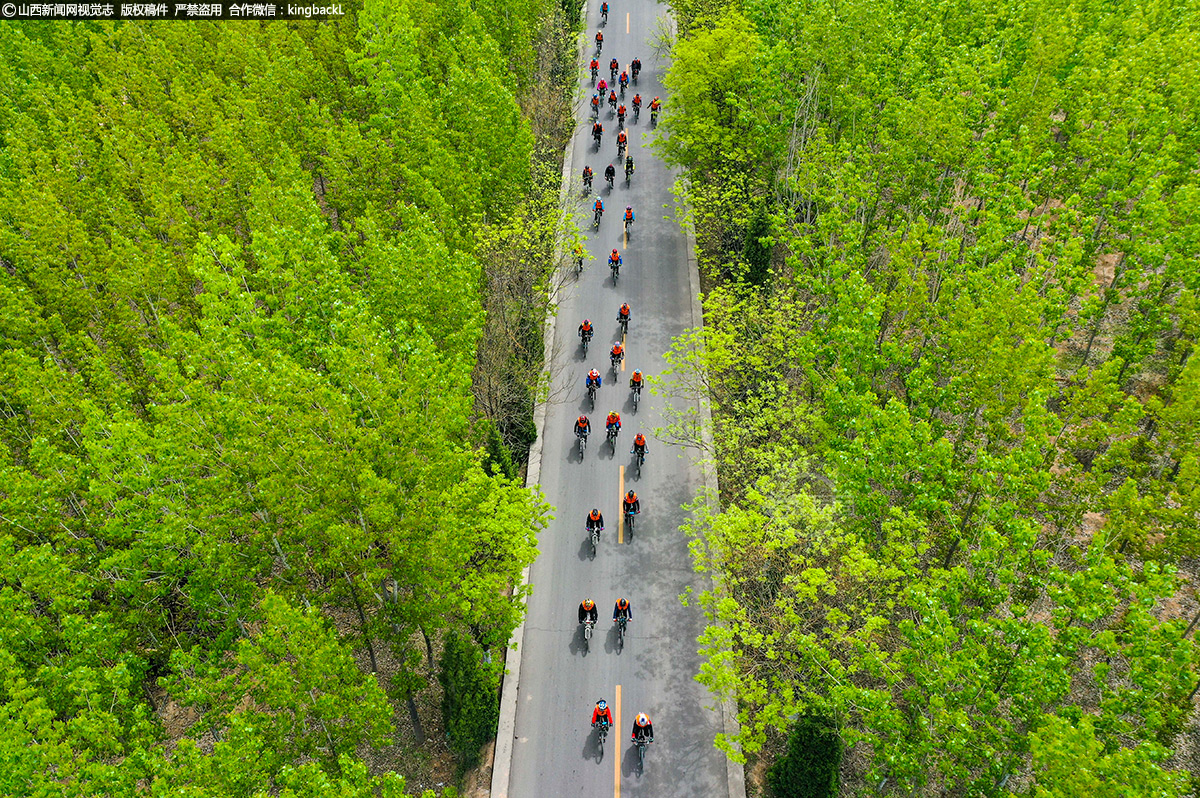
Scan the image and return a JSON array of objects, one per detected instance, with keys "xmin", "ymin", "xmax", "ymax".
[
  {"xmin": 579, "ymin": 435, "xmax": 586, "ymax": 457},
  {"xmin": 625, "ymin": 512, "xmax": 634, "ymax": 541},
  {"xmin": 591, "ymin": 529, "xmax": 599, "ymax": 556},
  {"xmin": 632, "ymin": 389, "xmax": 639, "ymax": 410}
]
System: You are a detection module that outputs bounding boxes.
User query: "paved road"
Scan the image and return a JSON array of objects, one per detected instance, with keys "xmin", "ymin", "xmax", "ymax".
[{"xmin": 501, "ymin": 2, "xmax": 735, "ymax": 797}]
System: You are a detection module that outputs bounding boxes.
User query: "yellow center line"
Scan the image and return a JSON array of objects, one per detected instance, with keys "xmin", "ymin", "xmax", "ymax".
[
  {"xmin": 618, "ymin": 466, "xmax": 625, "ymax": 544},
  {"xmin": 626, "ymin": 12, "xmax": 630, "ymax": 33},
  {"xmin": 614, "ymin": 684, "xmax": 622, "ymax": 797}
]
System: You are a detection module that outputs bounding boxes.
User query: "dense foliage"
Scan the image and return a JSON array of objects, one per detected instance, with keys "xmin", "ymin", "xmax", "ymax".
[
  {"xmin": 0, "ymin": 3, "xmax": 569, "ymax": 793},
  {"xmin": 766, "ymin": 717, "xmax": 841, "ymax": 798},
  {"xmin": 658, "ymin": 0, "xmax": 1200, "ymax": 793}
]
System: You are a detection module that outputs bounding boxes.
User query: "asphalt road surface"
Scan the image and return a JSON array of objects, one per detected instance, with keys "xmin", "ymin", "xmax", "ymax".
[{"xmin": 501, "ymin": 2, "xmax": 736, "ymax": 797}]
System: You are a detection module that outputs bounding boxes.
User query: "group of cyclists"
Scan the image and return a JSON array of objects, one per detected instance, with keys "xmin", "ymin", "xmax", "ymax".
[{"xmin": 571, "ymin": 12, "xmax": 660, "ymax": 763}]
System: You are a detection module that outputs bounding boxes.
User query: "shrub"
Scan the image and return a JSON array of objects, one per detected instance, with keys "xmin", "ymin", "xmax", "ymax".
[
  {"xmin": 766, "ymin": 716, "xmax": 841, "ymax": 798},
  {"xmin": 438, "ymin": 631, "xmax": 501, "ymax": 772}
]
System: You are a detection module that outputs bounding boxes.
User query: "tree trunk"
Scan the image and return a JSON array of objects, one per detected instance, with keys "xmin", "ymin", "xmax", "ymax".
[{"xmin": 344, "ymin": 570, "xmax": 380, "ymax": 674}]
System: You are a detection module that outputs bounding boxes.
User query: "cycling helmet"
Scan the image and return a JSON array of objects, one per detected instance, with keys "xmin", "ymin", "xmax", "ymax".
[
  {"xmin": 632, "ymin": 370, "xmax": 642, "ymax": 379},
  {"xmin": 636, "ymin": 713, "xmax": 649, "ymax": 726},
  {"xmin": 589, "ymin": 368, "xmax": 600, "ymax": 377},
  {"xmin": 597, "ymin": 699, "xmax": 607, "ymax": 709},
  {"xmin": 626, "ymin": 205, "xmax": 632, "ymax": 210},
  {"xmin": 583, "ymin": 598, "xmax": 595, "ymax": 610},
  {"xmin": 583, "ymin": 318, "xmax": 592, "ymax": 326},
  {"xmin": 634, "ymin": 433, "xmax": 646, "ymax": 444},
  {"xmin": 626, "ymin": 490, "xmax": 637, "ymax": 501},
  {"xmin": 578, "ymin": 415, "xmax": 587, "ymax": 424},
  {"xmin": 617, "ymin": 598, "xmax": 629, "ymax": 610},
  {"xmin": 590, "ymin": 509, "xmax": 601, "ymax": 519}
]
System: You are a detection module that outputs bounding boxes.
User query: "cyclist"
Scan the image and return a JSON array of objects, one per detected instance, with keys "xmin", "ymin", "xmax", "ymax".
[
  {"xmin": 629, "ymin": 368, "xmax": 644, "ymax": 393},
  {"xmin": 582, "ymin": 165, "xmax": 593, "ymax": 189},
  {"xmin": 609, "ymin": 57, "xmax": 619, "ymax": 81},
  {"xmin": 631, "ymin": 712, "xmax": 654, "ymax": 743},
  {"xmin": 616, "ymin": 130, "xmax": 627, "ymax": 154},
  {"xmin": 593, "ymin": 197, "xmax": 604, "ymax": 220},
  {"xmin": 606, "ymin": 410, "xmax": 622, "ymax": 436},
  {"xmin": 578, "ymin": 597, "xmax": 598, "ymax": 625},
  {"xmin": 619, "ymin": 70, "xmax": 629, "ymax": 95},
  {"xmin": 597, "ymin": 77, "xmax": 608, "ymax": 97},
  {"xmin": 579, "ymin": 317, "xmax": 594, "ymax": 343},
  {"xmin": 590, "ymin": 57, "xmax": 600, "ymax": 83},
  {"xmin": 617, "ymin": 302, "xmax": 631, "ymax": 327},
  {"xmin": 575, "ymin": 414, "xmax": 591, "ymax": 440},
  {"xmin": 572, "ymin": 242, "xmax": 585, "ymax": 271},
  {"xmin": 610, "ymin": 340, "xmax": 624, "ymax": 368},
  {"xmin": 608, "ymin": 249, "xmax": 622, "ymax": 270},
  {"xmin": 631, "ymin": 93, "xmax": 642, "ymax": 121},
  {"xmin": 649, "ymin": 96, "xmax": 661, "ymax": 122},
  {"xmin": 586, "ymin": 507, "xmax": 605, "ymax": 535},
  {"xmin": 623, "ymin": 205, "xmax": 634, "ymax": 229},
  {"xmin": 605, "ymin": 162, "xmax": 616, "ymax": 187},
  {"xmin": 600, "ymin": 1, "xmax": 608, "ymax": 21},
  {"xmin": 592, "ymin": 698, "xmax": 613, "ymax": 730},
  {"xmin": 586, "ymin": 367, "xmax": 602, "ymax": 391},
  {"xmin": 608, "ymin": 89, "xmax": 618, "ymax": 111},
  {"xmin": 595, "ymin": 30, "xmax": 603, "ymax": 52},
  {"xmin": 613, "ymin": 597, "xmax": 632, "ymax": 624},
  {"xmin": 617, "ymin": 103, "xmax": 627, "ymax": 127},
  {"xmin": 623, "ymin": 489, "xmax": 640, "ymax": 518},
  {"xmin": 631, "ymin": 58, "xmax": 642, "ymax": 83},
  {"xmin": 630, "ymin": 432, "xmax": 648, "ymax": 458},
  {"xmin": 625, "ymin": 154, "xmax": 635, "ymax": 180},
  {"xmin": 590, "ymin": 93, "xmax": 601, "ymax": 116}
]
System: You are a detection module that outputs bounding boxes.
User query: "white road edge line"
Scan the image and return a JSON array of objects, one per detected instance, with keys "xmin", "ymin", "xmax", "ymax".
[{"xmin": 489, "ymin": 4, "xmax": 589, "ymax": 797}]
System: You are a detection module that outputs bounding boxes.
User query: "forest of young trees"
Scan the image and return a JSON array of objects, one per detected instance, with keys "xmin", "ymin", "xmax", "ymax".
[
  {"xmin": 0, "ymin": 2, "xmax": 576, "ymax": 794},
  {"xmin": 656, "ymin": 0, "xmax": 1200, "ymax": 794}
]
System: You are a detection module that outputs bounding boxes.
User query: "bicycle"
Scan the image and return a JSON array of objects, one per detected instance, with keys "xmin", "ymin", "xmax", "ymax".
[
  {"xmin": 618, "ymin": 313, "xmax": 629, "ymax": 336},
  {"xmin": 625, "ymin": 164, "xmax": 633, "ymax": 184},
  {"xmin": 610, "ymin": 261, "xmax": 619, "ymax": 283},
  {"xmin": 635, "ymin": 735, "xmax": 649, "ymax": 772},
  {"xmin": 606, "ymin": 172, "xmax": 614, "ymax": 190},
  {"xmin": 591, "ymin": 66, "xmax": 598, "ymax": 85},
  {"xmin": 583, "ymin": 172, "xmax": 593, "ymax": 194},
  {"xmin": 624, "ymin": 214, "xmax": 633, "ymax": 233},
  {"xmin": 593, "ymin": 207, "xmax": 603, "ymax": 228},
  {"xmin": 624, "ymin": 509, "xmax": 636, "ymax": 541},
  {"xmin": 610, "ymin": 353, "xmax": 622, "ymax": 373},
  {"xmin": 631, "ymin": 385, "xmax": 640, "ymax": 411},
  {"xmin": 581, "ymin": 330, "xmax": 591, "ymax": 354},
  {"xmin": 633, "ymin": 448, "xmax": 644, "ymax": 477},
  {"xmin": 589, "ymin": 524, "xmax": 601, "ymax": 557},
  {"xmin": 583, "ymin": 618, "xmax": 594, "ymax": 651},
  {"xmin": 576, "ymin": 255, "xmax": 585, "ymax": 276},
  {"xmin": 633, "ymin": 105, "xmax": 640, "ymax": 123},
  {"xmin": 577, "ymin": 430, "xmax": 587, "ymax": 457},
  {"xmin": 587, "ymin": 382, "xmax": 596, "ymax": 409},
  {"xmin": 595, "ymin": 720, "xmax": 610, "ymax": 758},
  {"xmin": 616, "ymin": 616, "xmax": 627, "ymax": 651},
  {"xmin": 606, "ymin": 426, "xmax": 618, "ymax": 450}
]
